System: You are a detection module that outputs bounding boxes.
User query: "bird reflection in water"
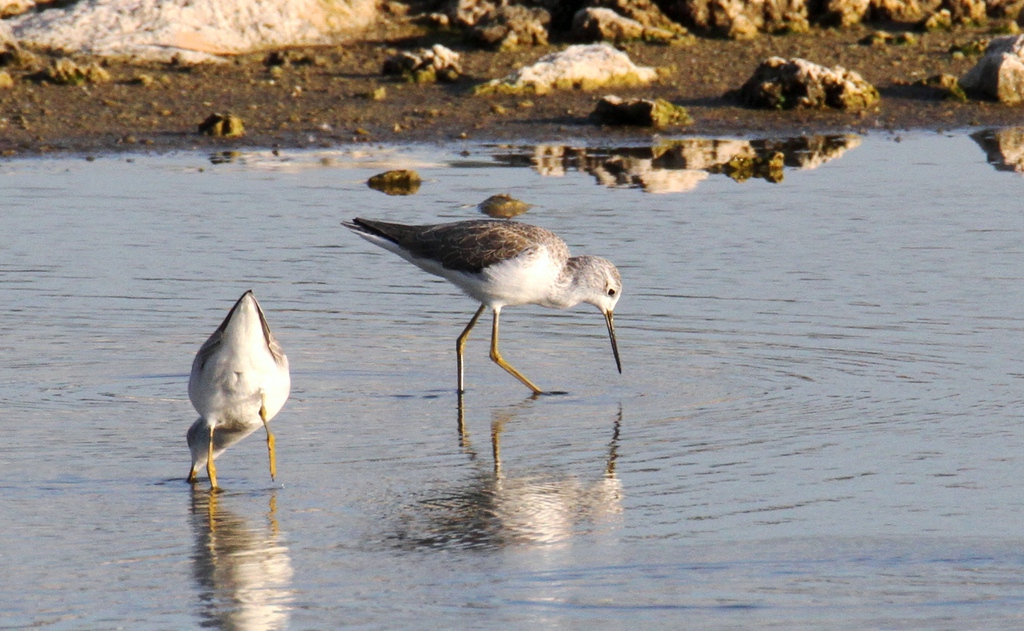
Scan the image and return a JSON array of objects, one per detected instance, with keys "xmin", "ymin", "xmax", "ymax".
[
  {"xmin": 392, "ymin": 397, "xmax": 623, "ymax": 549},
  {"xmin": 190, "ymin": 489, "xmax": 294, "ymax": 631}
]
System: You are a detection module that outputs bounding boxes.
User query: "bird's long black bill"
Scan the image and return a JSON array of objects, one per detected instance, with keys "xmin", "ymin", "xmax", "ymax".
[{"xmin": 605, "ymin": 310, "xmax": 622, "ymax": 374}]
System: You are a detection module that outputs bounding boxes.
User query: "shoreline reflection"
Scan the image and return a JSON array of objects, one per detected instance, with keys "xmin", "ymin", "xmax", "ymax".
[
  {"xmin": 972, "ymin": 127, "xmax": 1024, "ymax": 173},
  {"xmin": 190, "ymin": 490, "xmax": 294, "ymax": 631},
  {"xmin": 492, "ymin": 135, "xmax": 862, "ymax": 193}
]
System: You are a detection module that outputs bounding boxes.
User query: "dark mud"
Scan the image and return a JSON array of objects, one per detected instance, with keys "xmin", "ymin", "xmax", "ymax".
[{"xmin": 1, "ymin": 22, "xmax": 1022, "ymax": 156}]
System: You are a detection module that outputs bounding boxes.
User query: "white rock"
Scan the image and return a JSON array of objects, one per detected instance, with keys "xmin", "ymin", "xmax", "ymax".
[
  {"xmin": 10, "ymin": 0, "xmax": 378, "ymax": 63},
  {"xmin": 960, "ymin": 35, "xmax": 1024, "ymax": 105},
  {"xmin": 477, "ymin": 43, "xmax": 657, "ymax": 95}
]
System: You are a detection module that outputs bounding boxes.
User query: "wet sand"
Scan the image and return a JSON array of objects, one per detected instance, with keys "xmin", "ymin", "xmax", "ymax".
[{"xmin": 1, "ymin": 22, "xmax": 1022, "ymax": 156}]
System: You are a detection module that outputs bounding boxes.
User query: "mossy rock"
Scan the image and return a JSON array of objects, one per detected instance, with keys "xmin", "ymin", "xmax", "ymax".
[
  {"xmin": 368, "ymin": 170, "xmax": 422, "ymax": 195},
  {"xmin": 592, "ymin": 96, "xmax": 693, "ymax": 127},
  {"xmin": 198, "ymin": 113, "xmax": 245, "ymax": 137}
]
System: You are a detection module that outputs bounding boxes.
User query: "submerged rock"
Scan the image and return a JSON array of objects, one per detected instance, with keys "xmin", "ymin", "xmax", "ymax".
[
  {"xmin": 475, "ymin": 43, "xmax": 658, "ymax": 95},
  {"xmin": 368, "ymin": 170, "xmax": 422, "ymax": 195},
  {"xmin": 478, "ymin": 193, "xmax": 532, "ymax": 218},
  {"xmin": 735, "ymin": 57, "xmax": 879, "ymax": 110},
  {"xmin": 383, "ymin": 44, "xmax": 462, "ymax": 83},
  {"xmin": 591, "ymin": 95, "xmax": 693, "ymax": 127},
  {"xmin": 960, "ymin": 35, "xmax": 1024, "ymax": 105},
  {"xmin": 199, "ymin": 112, "xmax": 244, "ymax": 137}
]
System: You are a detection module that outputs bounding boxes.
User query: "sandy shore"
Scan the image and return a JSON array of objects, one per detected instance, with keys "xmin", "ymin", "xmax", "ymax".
[{"xmin": 1, "ymin": 22, "xmax": 1022, "ymax": 156}]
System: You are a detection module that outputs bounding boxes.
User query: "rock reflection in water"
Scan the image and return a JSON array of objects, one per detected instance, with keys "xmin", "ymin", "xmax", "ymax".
[
  {"xmin": 494, "ymin": 135, "xmax": 861, "ymax": 193},
  {"xmin": 971, "ymin": 127, "xmax": 1024, "ymax": 173},
  {"xmin": 190, "ymin": 491, "xmax": 294, "ymax": 631},
  {"xmin": 389, "ymin": 402, "xmax": 622, "ymax": 550}
]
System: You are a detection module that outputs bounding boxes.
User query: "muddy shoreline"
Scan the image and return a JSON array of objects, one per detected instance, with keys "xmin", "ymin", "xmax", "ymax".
[{"xmin": 2, "ymin": 23, "xmax": 1023, "ymax": 157}]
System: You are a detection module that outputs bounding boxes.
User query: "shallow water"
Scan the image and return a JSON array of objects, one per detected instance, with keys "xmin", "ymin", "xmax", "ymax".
[{"xmin": 4, "ymin": 130, "xmax": 1024, "ymax": 629}]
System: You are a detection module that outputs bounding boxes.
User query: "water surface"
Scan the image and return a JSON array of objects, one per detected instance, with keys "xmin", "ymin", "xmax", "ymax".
[{"xmin": 3, "ymin": 131, "xmax": 1024, "ymax": 629}]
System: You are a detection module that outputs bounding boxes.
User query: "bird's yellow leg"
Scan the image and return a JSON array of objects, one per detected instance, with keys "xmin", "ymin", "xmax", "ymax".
[
  {"xmin": 260, "ymin": 391, "xmax": 277, "ymax": 481},
  {"xmin": 187, "ymin": 465, "xmax": 198, "ymax": 484},
  {"xmin": 456, "ymin": 304, "xmax": 486, "ymax": 394},
  {"xmin": 207, "ymin": 424, "xmax": 219, "ymax": 491},
  {"xmin": 489, "ymin": 309, "xmax": 543, "ymax": 395}
]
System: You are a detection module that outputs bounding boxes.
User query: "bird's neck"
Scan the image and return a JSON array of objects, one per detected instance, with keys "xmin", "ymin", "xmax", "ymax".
[{"xmin": 546, "ymin": 257, "xmax": 591, "ymax": 309}]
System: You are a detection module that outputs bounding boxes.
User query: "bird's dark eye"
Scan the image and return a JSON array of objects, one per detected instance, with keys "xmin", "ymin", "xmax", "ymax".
[{"xmin": 608, "ymin": 288, "xmax": 616, "ymax": 297}]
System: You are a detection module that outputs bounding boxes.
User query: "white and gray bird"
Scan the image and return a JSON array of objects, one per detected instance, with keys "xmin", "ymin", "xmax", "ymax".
[
  {"xmin": 344, "ymin": 218, "xmax": 622, "ymax": 395},
  {"xmin": 187, "ymin": 290, "xmax": 290, "ymax": 490}
]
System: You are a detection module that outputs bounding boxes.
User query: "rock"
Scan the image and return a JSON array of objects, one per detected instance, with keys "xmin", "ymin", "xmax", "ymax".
[
  {"xmin": 8, "ymin": 0, "xmax": 378, "ymax": 63},
  {"xmin": 0, "ymin": 0, "xmax": 33, "ymax": 18},
  {"xmin": 367, "ymin": 170, "xmax": 422, "ymax": 195},
  {"xmin": 475, "ymin": 43, "xmax": 658, "ymax": 95},
  {"xmin": 359, "ymin": 86, "xmax": 387, "ymax": 100},
  {"xmin": 659, "ymin": 0, "xmax": 808, "ymax": 37},
  {"xmin": 920, "ymin": 72, "xmax": 968, "ymax": 100},
  {"xmin": 478, "ymin": 194, "xmax": 532, "ymax": 218},
  {"xmin": 735, "ymin": 57, "xmax": 880, "ymax": 110},
  {"xmin": 818, "ymin": 0, "xmax": 870, "ymax": 26},
  {"xmin": 919, "ymin": 8, "xmax": 953, "ymax": 30},
  {"xmin": 198, "ymin": 112, "xmax": 244, "ymax": 137},
  {"xmin": 572, "ymin": 7, "xmax": 686, "ymax": 43},
  {"xmin": 870, "ymin": 0, "xmax": 931, "ymax": 22},
  {"xmin": 591, "ymin": 95, "xmax": 693, "ymax": 127},
  {"xmin": 949, "ymin": 38, "xmax": 990, "ymax": 55},
  {"xmin": 0, "ymin": 70, "xmax": 13, "ymax": 88},
  {"xmin": 466, "ymin": 3, "xmax": 549, "ymax": 50},
  {"xmin": 383, "ymin": 44, "xmax": 462, "ymax": 83},
  {"xmin": 40, "ymin": 58, "xmax": 111, "ymax": 85},
  {"xmin": 860, "ymin": 30, "xmax": 917, "ymax": 45},
  {"xmin": 942, "ymin": 0, "xmax": 985, "ymax": 23},
  {"xmin": 960, "ymin": 35, "xmax": 1024, "ymax": 104},
  {"xmin": 583, "ymin": 0, "xmax": 691, "ymax": 34},
  {"xmin": 572, "ymin": 8, "xmax": 645, "ymax": 40},
  {"xmin": 971, "ymin": 127, "xmax": 1024, "ymax": 172},
  {"xmin": 988, "ymin": 0, "xmax": 1024, "ymax": 19},
  {"xmin": 263, "ymin": 50, "xmax": 323, "ymax": 67}
]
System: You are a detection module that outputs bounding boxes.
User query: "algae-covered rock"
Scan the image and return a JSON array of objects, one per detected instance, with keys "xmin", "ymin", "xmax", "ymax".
[
  {"xmin": 591, "ymin": 95, "xmax": 693, "ymax": 127},
  {"xmin": 198, "ymin": 112, "xmax": 244, "ymax": 137},
  {"xmin": 920, "ymin": 72, "xmax": 967, "ymax": 100},
  {"xmin": 383, "ymin": 44, "xmax": 462, "ymax": 83},
  {"xmin": 735, "ymin": 57, "xmax": 879, "ymax": 110},
  {"xmin": 475, "ymin": 43, "xmax": 658, "ymax": 96},
  {"xmin": 42, "ymin": 58, "xmax": 110, "ymax": 85},
  {"xmin": 478, "ymin": 193, "xmax": 532, "ymax": 218},
  {"xmin": 960, "ymin": 35, "xmax": 1024, "ymax": 104},
  {"xmin": 659, "ymin": 0, "xmax": 809, "ymax": 38},
  {"xmin": 860, "ymin": 30, "xmax": 917, "ymax": 45},
  {"xmin": 465, "ymin": 3, "xmax": 549, "ymax": 50},
  {"xmin": 920, "ymin": 8, "xmax": 953, "ymax": 30},
  {"xmin": 368, "ymin": 170, "xmax": 422, "ymax": 195},
  {"xmin": 571, "ymin": 7, "xmax": 681, "ymax": 43}
]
